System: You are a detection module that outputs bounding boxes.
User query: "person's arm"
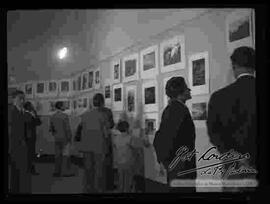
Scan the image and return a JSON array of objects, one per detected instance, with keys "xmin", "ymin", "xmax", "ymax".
[
  {"xmin": 74, "ymin": 122, "xmax": 83, "ymax": 142},
  {"xmin": 49, "ymin": 118, "xmax": 56, "ymax": 135},
  {"xmin": 64, "ymin": 115, "xmax": 72, "ymax": 143},
  {"xmin": 33, "ymin": 110, "xmax": 42, "ymax": 126},
  {"xmin": 108, "ymin": 109, "xmax": 114, "ymax": 129},
  {"xmin": 153, "ymin": 104, "xmax": 184, "ymax": 167},
  {"xmin": 206, "ymin": 93, "xmax": 225, "ymax": 153}
]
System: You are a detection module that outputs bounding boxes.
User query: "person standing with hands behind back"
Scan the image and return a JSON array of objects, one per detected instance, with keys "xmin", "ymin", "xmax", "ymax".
[{"xmin": 49, "ymin": 101, "xmax": 74, "ymax": 177}]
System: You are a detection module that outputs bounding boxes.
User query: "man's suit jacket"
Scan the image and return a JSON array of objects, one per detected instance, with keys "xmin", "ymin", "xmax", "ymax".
[
  {"xmin": 79, "ymin": 108, "xmax": 108, "ymax": 154},
  {"xmin": 8, "ymin": 105, "xmax": 28, "ymax": 158},
  {"xmin": 50, "ymin": 110, "xmax": 72, "ymax": 143},
  {"xmin": 207, "ymin": 75, "xmax": 256, "ymax": 168},
  {"xmin": 24, "ymin": 110, "xmax": 42, "ymax": 142},
  {"xmin": 153, "ymin": 99, "xmax": 196, "ymax": 180}
]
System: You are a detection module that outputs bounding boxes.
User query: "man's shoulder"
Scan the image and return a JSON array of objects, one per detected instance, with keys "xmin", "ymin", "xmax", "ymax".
[{"xmin": 210, "ymin": 83, "xmax": 236, "ymax": 101}]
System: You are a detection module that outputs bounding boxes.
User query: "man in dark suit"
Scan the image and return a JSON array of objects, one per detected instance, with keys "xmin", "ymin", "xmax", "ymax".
[
  {"xmin": 153, "ymin": 76, "xmax": 196, "ymax": 193},
  {"xmin": 24, "ymin": 101, "xmax": 42, "ymax": 175},
  {"xmin": 49, "ymin": 101, "xmax": 73, "ymax": 177},
  {"xmin": 207, "ymin": 47, "xmax": 256, "ymax": 187},
  {"xmin": 8, "ymin": 90, "xmax": 31, "ymax": 193}
]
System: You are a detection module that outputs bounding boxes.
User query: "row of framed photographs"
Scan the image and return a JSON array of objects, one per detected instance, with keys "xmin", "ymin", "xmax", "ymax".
[
  {"xmin": 111, "ymin": 35, "xmax": 185, "ymax": 84},
  {"xmin": 16, "ymin": 68, "xmax": 101, "ymax": 99}
]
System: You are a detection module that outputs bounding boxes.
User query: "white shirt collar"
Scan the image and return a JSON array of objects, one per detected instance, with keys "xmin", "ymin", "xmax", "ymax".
[{"xmin": 237, "ymin": 73, "xmax": 255, "ymax": 80}]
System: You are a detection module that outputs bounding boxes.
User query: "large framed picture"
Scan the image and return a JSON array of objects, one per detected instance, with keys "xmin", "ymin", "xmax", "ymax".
[
  {"xmin": 226, "ymin": 9, "xmax": 254, "ymax": 53},
  {"xmin": 104, "ymin": 79, "xmax": 112, "ymax": 106},
  {"xmin": 94, "ymin": 68, "xmax": 101, "ymax": 89},
  {"xmin": 142, "ymin": 80, "xmax": 158, "ymax": 113},
  {"xmin": 122, "ymin": 53, "xmax": 139, "ymax": 83},
  {"xmin": 142, "ymin": 112, "xmax": 159, "ymax": 144},
  {"xmin": 112, "ymin": 84, "xmax": 123, "ymax": 111},
  {"xmin": 187, "ymin": 95, "xmax": 209, "ymax": 127},
  {"xmin": 88, "ymin": 70, "xmax": 94, "ymax": 90},
  {"xmin": 35, "ymin": 81, "xmax": 46, "ymax": 98},
  {"xmin": 140, "ymin": 45, "xmax": 159, "ymax": 79},
  {"xmin": 160, "ymin": 35, "xmax": 185, "ymax": 73},
  {"xmin": 81, "ymin": 71, "xmax": 89, "ymax": 91},
  {"xmin": 59, "ymin": 79, "xmax": 71, "ymax": 97},
  {"xmin": 46, "ymin": 80, "xmax": 58, "ymax": 97},
  {"xmin": 188, "ymin": 52, "xmax": 209, "ymax": 95},
  {"xmin": 24, "ymin": 82, "xmax": 34, "ymax": 99},
  {"xmin": 77, "ymin": 74, "xmax": 82, "ymax": 91},
  {"xmin": 111, "ymin": 59, "xmax": 121, "ymax": 84},
  {"xmin": 125, "ymin": 85, "xmax": 137, "ymax": 116}
]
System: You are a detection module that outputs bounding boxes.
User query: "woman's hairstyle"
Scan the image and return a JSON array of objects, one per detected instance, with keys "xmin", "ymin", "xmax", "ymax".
[
  {"xmin": 117, "ymin": 121, "xmax": 129, "ymax": 133},
  {"xmin": 230, "ymin": 46, "xmax": 255, "ymax": 70},
  {"xmin": 55, "ymin": 101, "xmax": 64, "ymax": 110},
  {"xmin": 165, "ymin": 76, "xmax": 188, "ymax": 99},
  {"xmin": 93, "ymin": 93, "xmax": 105, "ymax": 107}
]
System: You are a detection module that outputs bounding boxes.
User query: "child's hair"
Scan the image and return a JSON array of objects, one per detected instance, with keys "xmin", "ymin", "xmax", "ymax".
[{"xmin": 117, "ymin": 121, "xmax": 129, "ymax": 133}]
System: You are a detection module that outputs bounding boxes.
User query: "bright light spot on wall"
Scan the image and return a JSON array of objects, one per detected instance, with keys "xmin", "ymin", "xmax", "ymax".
[{"xmin": 57, "ymin": 47, "xmax": 68, "ymax": 59}]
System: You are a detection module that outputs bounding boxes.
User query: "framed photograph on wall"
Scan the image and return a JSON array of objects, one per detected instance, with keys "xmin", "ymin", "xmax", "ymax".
[
  {"xmin": 226, "ymin": 9, "xmax": 254, "ymax": 53},
  {"xmin": 122, "ymin": 53, "xmax": 139, "ymax": 83},
  {"xmin": 46, "ymin": 80, "xmax": 58, "ymax": 97},
  {"xmin": 142, "ymin": 80, "xmax": 158, "ymax": 113},
  {"xmin": 24, "ymin": 82, "xmax": 34, "ymax": 99},
  {"xmin": 81, "ymin": 71, "xmax": 89, "ymax": 91},
  {"xmin": 160, "ymin": 35, "xmax": 185, "ymax": 73},
  {"xmin": 104, "ymin": 79, "xmax": 112, "ymax": 106},
  {"xmin": 94, "ymin": 68, "xmax": 101, "ymax": 89},
  {"xmin": 112, "ymin": 84, "xmax": 123, "ymax": 111},
  {"xmin": 125, "ymin": 85, "xmax": 137, "ymax": 116},
  {"xmin": 88, "ymin": 70, "xmax": 94, "ymax": 90},
  {"xmin": 140, "ymin": 45, "xmax": 159, "ymax": 79},
  {"xmin": 77, "ymin": 74, "xmax": 82, "ymax": 91},
  {"xmin": 72, "ymin": 77, "xmax": 77, "ymax": 93},
  {"xmin": 49, "ymin": 100, "xmax": 56, "ymax": 114},
  {"xmin": 35, "ymin": 81, "xmax": 46, "ymax": 98},
  {"xmin": 111, "ymin": 59, "xmax": 121, "ymax": 84},
  {"xmin": 142, "ymin": 112, "xmax": 159, "ymax": 144},
  {"xmin": 72, "ymin": 99, "xmax": 77, "ymax": 110},
  {"xmin": 188, "ymin": 52, "xmax": 209, "ymax": 95},
  {"xmin": 187, "ymin": 95, "xmax": 209, "ymax": 128},
  {"xmin": 59, "ymin": 79, "xmax": 71, "ymax": 97}
]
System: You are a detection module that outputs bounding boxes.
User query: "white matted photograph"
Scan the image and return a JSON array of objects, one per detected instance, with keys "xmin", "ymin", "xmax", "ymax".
[
  {"xmin": 59, "ymin": 79, "xmax": 71, "ymax": 97},
  {"xmin": 142, "ymin": 112, "xmax": 159, "ymax": 144},
  {"xmin": 226, "ymin": 9, "xmax": 254, "ymax": 53},
  {"xmin": 186, "ymin": 95, "xmax": 209, "ymax": 128},
  {"xmin": 81, "ymin": 71, "xmax": 89, "ymax": 91},
  {"xmin": 46, "ymin": 80, "xmax": 58, "ymax": 97},
  {"xmin": 188, "ymin": 52, "xmax": 209, "ymax": 95},
  {"xmin": 35, "ymin": 81, "xmax": 46, "ymax": 98},
  {"xmin": 112, "ymin": 84, "xmax": 123, "ymax": 111},
  {"xmin": 160, "ymin": 35, "xmax": 185, "ymax": 73},
  {"xmin": 104, "ymin": 79, "xmax": 112, "ymax": 106},
  {"xmin": 111, "ymin": 59, "xmax": 121, "ymax": 84},
  {"xmin": 142, "ymin": 80, "xmax": 158, "ymax": 113},
  {"xmin": 140, "ymin": 45, "xmax": 159, "ymax": 79},
  {"xmin": 24, "ymin": 82, "xmax": 34, "ymax": 99},
  {"xmin": 94, "ymin": 68, "xmax": 101, "ymax": 89},
  {"xmin": 125, "ymin": 85, "xmax": 137, "ymax": 116},
  {"xmin": 122, "ymin": 53, "xmax": 139, "ymax": 83}
]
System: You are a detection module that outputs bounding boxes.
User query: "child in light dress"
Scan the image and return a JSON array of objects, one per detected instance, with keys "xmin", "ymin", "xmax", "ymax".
[{"xmin": 112, "ymin": 121, "xmax": 135, "ymax": 192}]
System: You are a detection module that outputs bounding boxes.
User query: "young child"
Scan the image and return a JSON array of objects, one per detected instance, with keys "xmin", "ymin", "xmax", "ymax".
[{"xmin": 112, "ymin": 121, "xmax": 134, "ymax": 192}]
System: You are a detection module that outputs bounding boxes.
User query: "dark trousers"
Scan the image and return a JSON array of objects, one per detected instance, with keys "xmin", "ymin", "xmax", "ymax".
[
  {"xmin": 54, "ymin": 141, "xmax": 64, "ymax": 174},
  {"xmin": 104, "ymin": 138, "xmax": 114, "ymax": 190},
  {"xmin": 27, "ymin": 139, "xmax": 36, "ymax": 172},
  {"xmin": 83, "ymin": 152, "xmax": 105, "ymax": 193},
  {"xmin": 10, "ymin": 145, "xmax": 31, "ymax": 193}
]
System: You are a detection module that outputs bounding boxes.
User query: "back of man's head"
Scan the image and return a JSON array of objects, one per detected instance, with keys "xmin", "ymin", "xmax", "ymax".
[
  {"xmin": 55, "ymin": 101, "xmax": 64, "ymax": 110},
  {"xmin": 93, "ymin": 93, "xmax": 104, "ymax": 108},
  {"xmin": 230, "ymin": 46, "xmax": 255, "ymax": 71}
]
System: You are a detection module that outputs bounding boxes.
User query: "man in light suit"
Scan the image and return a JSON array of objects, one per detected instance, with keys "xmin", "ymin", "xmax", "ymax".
[
  {"xmin": 49, "ymin": 101, "xmax": 73, "ymax": 177},
  {"xmin": 207, "ymin": 47, "xmax": 257, "ymax": 189},
  {"xmin": 8, "ymin": 90, "xmax": 31, "ymax": 193},
  {"xmin": 79, "ymin": 93, "xmax": 109, "ymax": 193}
]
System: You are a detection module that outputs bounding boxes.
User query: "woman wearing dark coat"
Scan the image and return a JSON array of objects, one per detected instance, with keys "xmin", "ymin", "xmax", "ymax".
[{"xmin": 153, "ymin": 76, "xmax": 197, "ymax": 192}]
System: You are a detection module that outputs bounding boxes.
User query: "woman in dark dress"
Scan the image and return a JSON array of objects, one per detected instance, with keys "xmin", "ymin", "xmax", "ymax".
[{"xmin": 153, "ymin": 76, "xmax": 197, "ymax": 192}]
